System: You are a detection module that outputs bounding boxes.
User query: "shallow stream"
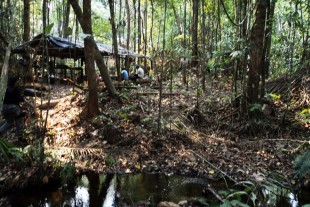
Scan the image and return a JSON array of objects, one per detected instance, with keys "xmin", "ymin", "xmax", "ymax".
[{"xmin": 6, "ymin": 173, "xmax": 310, "ymax": 207}]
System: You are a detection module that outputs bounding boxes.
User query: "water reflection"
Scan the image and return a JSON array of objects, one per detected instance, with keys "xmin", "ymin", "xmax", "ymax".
[
  {"xmin": 8, "ymin": 173, "xmax": 208, "ymax": 207},
  {"xmin": 69, "ymin": 186, "xmax": 89, "ymax": 207},
  {"xmin": 7, "ymin": 173, "xmax": 307, "ymax": 207}
]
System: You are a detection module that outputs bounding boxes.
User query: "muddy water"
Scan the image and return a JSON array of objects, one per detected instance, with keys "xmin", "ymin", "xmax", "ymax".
[{"xmin": 7, "ymin": 173, "xmax": 309, "ymax": 207}]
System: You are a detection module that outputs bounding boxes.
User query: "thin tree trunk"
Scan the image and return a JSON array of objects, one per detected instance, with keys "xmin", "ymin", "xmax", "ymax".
[
  {"xmin": 158, "ymin": 0, "xmax": 168, "ymax": 134},
  {"xmin": 182, "ymin": 0, "xmax": 187, "ymax": 85},
  {"xmin": 63, "ymin": 0, "xmax": 71, "ymax": 38},
  {"xmin": 108, "ymin": 0, "xmax": 120, "ymax": 82},
  {"xmin": 23, "ymin": 0, "xmax": 30, "ymax": 42},
  {"xmin": 125, "ymin": 0, "xmax": 131, "ymax": 70},
  {"xmin": 81, "ymin": 0, "xmax": 100, "ymax": 118},
  {"xmin": 143, "ymin": 0, "xmax": 147, "ymax": 68},
  {"xmin": 191, "ymin": 0, "xmax": 199, "ymax": 68},
  {"xmin": 138, "ymin": 0, "xmax": 141, "ymax": 55},
  {"xmin": 172, "ymin": 2, "xmax": 182, "ymax": 35},
  {"xmin": 150, "ymin": 0, "xmax": 154, "ymax": 51},
  {"xmin": 201, "ymin": 0, "xmax": 206, "ymax": 91},
  {"xmin": 133, "ymin": 0, "xmax": 136, "ymax": 52}
]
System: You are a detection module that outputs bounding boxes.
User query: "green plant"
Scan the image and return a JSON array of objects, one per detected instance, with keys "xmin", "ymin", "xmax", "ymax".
[
  {"xmin": 60, "ymin": 162, "xmax": 76, "ymax": 186},
  {"xmin": 294, "ymin": 150, "xmax": 310, "ymax": 178},
  {"xmin": 249, "ymin": 103, "xmax": 263, "ymax": 112},
  {"xmin": 266, "ymin": 93, "xmax": 281, "ymax": 101},
  {"xmin": 105, "ymin": 155, "xmax": 116, "ymax": 166},
  {"xmin": 0, "ymin": 138, "xmax": 24, "ymax": 162}
]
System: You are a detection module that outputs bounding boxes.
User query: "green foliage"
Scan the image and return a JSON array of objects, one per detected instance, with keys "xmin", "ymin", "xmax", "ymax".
[
  {"xmin": 118, "ymin": 112, "xmax": 129, "ymax": 120},
  {"xmin": 64, "ymin": 27, "xmax": 73, "ymax": 36},
  {"xmin": 0, "ymin": 138, "xmax": 24, "ymax": 162},
  {"xmin": 23, "ymin": 144, "xmax": 41, "ymax": 162},
  {"xmin": 220, "ymin": 199, "xmax": 250, "ymax": 207},
  {"xmin": 45, "ymin": 23, "xmax": 54, "ymax": 34},
  {"xmin": 266, "ymin": 93, "xmax": 281, "ymax": 101},
  {"xmin": 120, "ymin": 91, "xmax": 130, "ymax": 100},
  {"xmin": 60, "ymin": 162, "xmax": 76, "ymax": 186},
  {"xmin": 105, "ymin": 155, "xmax": 116, "ymax": 166},
  {"xmin": 300, "ymin": 108, "xmax": 310, "ymax": 119},
  {"xmin": 294, "ymin": 150, "xmax": 310, "ymax": 178},
  {"xmin": 249, "ymin": 103, "xmax": 263, "ymax": 112}
]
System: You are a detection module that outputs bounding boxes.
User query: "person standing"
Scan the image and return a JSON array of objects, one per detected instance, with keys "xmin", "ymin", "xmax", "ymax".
[{"xmin": 0, "ymin": 77, "xmax": 27, "ymax": 142}]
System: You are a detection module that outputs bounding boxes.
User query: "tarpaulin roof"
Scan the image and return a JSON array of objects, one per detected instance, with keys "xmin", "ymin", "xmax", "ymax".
[{"xmin": 12, "ymin": 34, "xmax": 145, "ymax": 60}]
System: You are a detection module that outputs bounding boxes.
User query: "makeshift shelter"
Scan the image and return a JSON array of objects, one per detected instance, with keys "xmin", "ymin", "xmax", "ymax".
[
  {"xmin": 12, "ymin": 34, "xmax": 145, "ymax": 60},
  {"xmin": 12, "ymin": 34, "xmax": 146, "ymax": 82}
]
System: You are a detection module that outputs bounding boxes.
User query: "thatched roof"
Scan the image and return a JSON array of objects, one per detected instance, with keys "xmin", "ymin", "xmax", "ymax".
[{"xmin": 12, "ymin": 34, "xmax": 145, "ymax": 60}]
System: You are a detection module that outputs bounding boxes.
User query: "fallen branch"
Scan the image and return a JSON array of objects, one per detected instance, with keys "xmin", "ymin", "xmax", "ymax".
[
  {"xmin": 204, "ymin": 184, "xmax": 225, "ymax": 203},
  {"xmin": 135, "ymin": 92, "xmax": 180, "ymax": 96},
  {"xmin": 190, "ymin": 150, "xmax": 237, "ymax": 183},
  {"xmin": 63, "ymin": 78, "xmax": 84, "ymax": 93}
]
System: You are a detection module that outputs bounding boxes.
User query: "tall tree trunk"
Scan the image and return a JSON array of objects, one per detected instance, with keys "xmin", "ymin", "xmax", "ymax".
[
  {"xmin": 133, "ymin": 0, "xmax": 136, "ymax": 52},
  {"xmin": 69, "ymin": 0, "xmax": 117, "ymax": 98},
  {"xmin": 23, "ymin": 0, "xmax": 30, "ymax": 42},
  {"xmin": 247, "ymin": 0, "xmax": 267, "ymax": 104},
  {"xmin": 143, "ymin": 0, "xmax": 147, "ymax": 68},
  {"xmin": 233, "ymin": 0, "xmax": 241, "ymax": 96},
  {"xmin": 182, "ymin": 0, "xmax": 187, "ymax": 85},
  {"xmin": 201, "ymin": 0, "xmax": 206, "ymax": 91},
  {"xmin": 125, "ymin": 0, "xmax": 131, "ymax": 70},
  {"xmin": 108, "ymin": 0, "xmax": 120, "ymax": 81},
  {"xmin": 261, "ymin": 0, "xmax": 276, "ymax": 97},
  {"xmin": 137, "ymin": 0, "xmax": 142, "ymax": 55},
  {"xmin": 150, "ymin": 0, "xmax": 154, "ymax": 51},
  {"xmin": 191, "ymin": 0, "xmax": 199, "ymax": 68},
  {"xmin": 63, "ymin": 0, "xmax": 71, "ymax": 38},
  {"xmin": 81, "ymin": 0, "xmax": 100, "ymax": 118}
]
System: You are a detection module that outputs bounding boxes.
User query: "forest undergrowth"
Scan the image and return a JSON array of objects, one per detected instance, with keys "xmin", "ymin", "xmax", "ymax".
[{"xmin": 0, "ymin": 69, "xmax": 309, "ymax": 199}]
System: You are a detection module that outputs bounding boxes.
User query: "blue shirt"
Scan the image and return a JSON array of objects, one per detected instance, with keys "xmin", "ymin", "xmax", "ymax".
[{"xmin": 121, "ymin": 69, "xmax": 129, "ymax": 80}]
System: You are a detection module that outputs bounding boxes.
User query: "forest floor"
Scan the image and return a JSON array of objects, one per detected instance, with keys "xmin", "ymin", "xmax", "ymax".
[{"xmin": 0, "ymin": 69, "xmax": 309, "ymax": 201}]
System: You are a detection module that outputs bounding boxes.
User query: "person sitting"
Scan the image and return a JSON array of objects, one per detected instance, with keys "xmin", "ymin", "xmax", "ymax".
[
  {"xmin": 144, "ymin": 66, "xmax": 154, "ymax": 79},
  {"xmin": 121, "ymin": 67, "xmax": 129, "ymax": 81},
  {"xmin": 0, "ymin": 77, "xmax": 28, "ymax": 142},
  {"xmin": 136, "ymin": 65, "xmax": 144, "ymax": 79},
  {"xmin": 129, "ymin": 64, "xmax": 144, "ymax": 82}
]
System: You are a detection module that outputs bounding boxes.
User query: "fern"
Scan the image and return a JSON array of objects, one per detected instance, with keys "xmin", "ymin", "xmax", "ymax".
[
  {"xmin": 0, "ymin": 138, "xmax": 23, "ymax": 162},
  {"xmin": 294, "ymin": 150, "xmax": 310, "ymax": 178}
]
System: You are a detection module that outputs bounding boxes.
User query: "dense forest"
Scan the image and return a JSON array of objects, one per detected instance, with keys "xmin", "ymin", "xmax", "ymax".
[{"xmin": 0, "ymin": 0, "xmax": 309, "ymax": 206}]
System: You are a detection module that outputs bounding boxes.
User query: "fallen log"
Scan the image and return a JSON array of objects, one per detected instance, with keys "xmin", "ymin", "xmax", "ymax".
[
  {"xmin": 24, "ymin": 82, "xmax": 49, "ymax": 91},
  {"xmin": 37, "ymin": 99, "xmax": 60, "ymax": 109},
  {"xmin": 24, "ymin": 88, "xmax": 45, "ymax": 97}
]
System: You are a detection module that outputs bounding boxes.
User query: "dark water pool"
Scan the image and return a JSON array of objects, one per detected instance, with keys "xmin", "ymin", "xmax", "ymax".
[
  {"xmin": 8, "ymin": 173, "xmax": 208, "ymax": 207},
  {"xmin": 6, "ymin": 173, "xmax": 310, "ymax": 207}
]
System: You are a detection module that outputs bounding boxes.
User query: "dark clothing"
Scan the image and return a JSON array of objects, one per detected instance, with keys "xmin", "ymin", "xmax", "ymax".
[
  {"xmin": 3, "ymin": 86, "xmax": 24, "ymax": 105},
  {"xmin": 0, "ymin": 86, "xmax": 25, "ymax": 139}
]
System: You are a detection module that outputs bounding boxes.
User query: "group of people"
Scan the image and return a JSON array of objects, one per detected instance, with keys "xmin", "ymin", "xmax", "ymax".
[
  {"xmin": 0, "ymin": 65, "xmax": 154, "ymax": 144},
  {"xmin": 121, "ymin": 64, "xmax": 154, "ymax": 82}
]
